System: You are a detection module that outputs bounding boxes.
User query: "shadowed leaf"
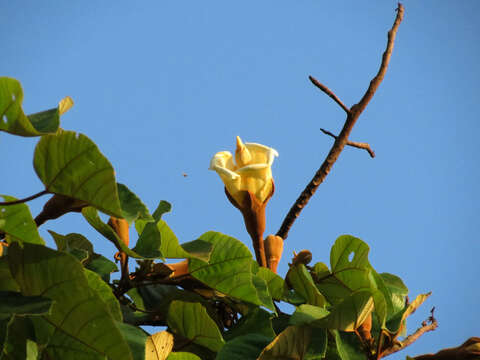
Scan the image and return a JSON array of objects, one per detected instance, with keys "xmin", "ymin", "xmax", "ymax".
[
  {"xmin": 217, "ymin": 334, "xmax": 272, "ymax": 360},
  {"xmin": 188, "ymin": 231, "xmax": 261, "ymax": 305},
  {"xmin": 117, "ymin": 183, "xmax": 153, "ymax": 225},
  {"xmin": 167, "ymin": 300, "xmax": 225, "ymax": 352},
  {"xmin": 7, "ymin": 242, "xmax": 133, "ymax": 359},
  {"xmin": 258, "ymin": 325, "xmax": 327, "ymax": 360}
]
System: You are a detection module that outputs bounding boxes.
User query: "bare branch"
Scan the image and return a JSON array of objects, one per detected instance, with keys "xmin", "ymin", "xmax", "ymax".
[
  {"xmin": 276, "ymin": 4, "xmax": 404, "ymax": 240},
  {"xmin": 308, "ymin": 76, "xmax": 350, "ymax": 114},
  {"xmin": 382, "ymin": 308, "xmax": 438, "ymax": 357},
  {"xmin": 0, "ymin": 190, "xmax": 48, "ymax": 206},
  {"xmin": 320, "ymin": 128, "xmax": 375, "ymax": 158}
]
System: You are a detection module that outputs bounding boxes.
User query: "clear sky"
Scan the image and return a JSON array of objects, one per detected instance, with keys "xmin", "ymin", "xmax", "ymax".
[{"xmin": 1, "ymin": 1, "xmax": 479, "ymax": 358}]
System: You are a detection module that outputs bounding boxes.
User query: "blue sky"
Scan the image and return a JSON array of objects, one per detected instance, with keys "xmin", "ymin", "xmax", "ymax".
[{"xmin": 2, "ymin": 1, "xmax": 479, "ymax": 357}]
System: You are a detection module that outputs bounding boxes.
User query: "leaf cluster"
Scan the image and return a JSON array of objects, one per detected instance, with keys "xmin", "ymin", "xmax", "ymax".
[{"xmin": 0, "ymin": 78, "xmax": 429, "ymax": 359}]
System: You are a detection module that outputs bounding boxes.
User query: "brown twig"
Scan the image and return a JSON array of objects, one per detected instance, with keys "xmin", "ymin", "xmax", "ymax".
[
  {"xmin": 308, "ymin": 76, "xmax": 350, "ymax": 114},
  {"xmin": 276, "ymin": 3, "xmax": 404, "ymax": 240},
  {"xmin": 381, "ymin": 307, "xmax": 438, "ymax": 357},
  {"xmin": 0, "ymin": 190, "xmax": 49, "ymax": 206},
  {"xmin": 320, "ymin": 128, "xmax": 375, "ymax": 158}
]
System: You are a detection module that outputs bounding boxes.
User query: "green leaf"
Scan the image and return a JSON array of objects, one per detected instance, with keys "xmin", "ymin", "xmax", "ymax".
[
  {"xmin": 145, "ymin": 331, "xmax": 173, "ymax": 360},
  {"xmin": 117, "ymin": 322, "xmax": 148, "ymax": 360},
  {"xmin": 0, "ymin": 291, "xmax": 53, "ymax": 316},
  {"xmin": 152, "ymin": 200, "xmax": 172, "ymax": 221},
  {"xmin": 287, "ymin": 264, "xmax": 326, "ymax": 307},
  {"xmin": 135, "ymin": 218, "xmax": 211, "ymax": 261},
  {"xmin": 82, "ymin": 206, "xmax": 160, "ymax": 258},
  {"xmin": 225, "ymin": 308, "xmax": 275, "ymax": 340},
  {"xmin": 33, "ymin": 129, "xmax": 122, "ymax": 217},
  {"xmin": 0, "ymin": 77, "xmax": 66, "ymax": 137},
  {"xmin": 0, "ymin": 195, "xmax": 43, "ymax": 245},
  {"xmin": 252, "ymin": 275, "xmax": 275, "ymax": 312},
  {"xmin": 0, "ymin": 258, "xmax": 18, "ymax": 292},
  {"xmin": 216, "ymin": 334, "xmax": 272, "ymax": 360},
  {"xmin": 256, "ymin": 267, "xmax": 285, "ymax": 301},
  {"xmin": 371, "ymin": 289, "xmax": 388, "ymax": 329},
  {"xmin": 385, "ymin": 292, "xmax": 431, "ymax": 335},
  {"xmin": 49, "ymin": 230, "xmax": 93, "ymax": 257},
  {"xmin": 7, "ymin": 242, "xmax": 133, "ymax": 359},
  {"xmin": 117, "ymin": 183, "xmax": 152, "ymax": 225},
  {"xmin": 380, "ymin": 272, "xmax": 409, "ymax": 318},
  {"xmin": 166, "ymin": 353, "xmax": 201, "ymax": 360},
  {"xmin": 128, "ymin": 284, "xmax": 206, "ymax": 321},
  {"xmin": 258, "ymin": 325, "xmax": 327, "ymax": 360},
  {"xmin": 290, "ymin": 304, "xmax": 329, "ymax": 326},
  {"xmin": 188, "ymin": 231, "xmax": 260, "ymax": 306},
  {"xmin": 85, "ymin": 253, "xmax": 118, "ymax": 282},
  {"xmin": 0, "ymin": 291, "xmax": 53, "ymax": 357},
  {"xmin": 167, "ymin": 300, "xmax": 225, "ymax": 352},
  {"xmin": 314, "ymin": 235, "xmax": 372, "ymax": 305},
  {"xmin": 332, "ymin": 330, "xmax": 367, "ymax": 360},
  {"xmin": 1, "ymin": 317, "xmax": 35, "ymax": 360},
  {"xmin": 84, "ymin": 269, "xmax": 122, "ymax": 321},
  {"xmin": 313, "ymin": 291, "xmax": 374, "ymax": 331}
]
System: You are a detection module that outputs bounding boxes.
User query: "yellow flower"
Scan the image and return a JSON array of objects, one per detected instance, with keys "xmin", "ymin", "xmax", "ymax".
[
  {"xmin": 209, "ymin": 136, "xmax": 278, "ymax": 206},
  {"xmin": 209, "ymin": 136, "xmax": 278, "ymax": 267}
]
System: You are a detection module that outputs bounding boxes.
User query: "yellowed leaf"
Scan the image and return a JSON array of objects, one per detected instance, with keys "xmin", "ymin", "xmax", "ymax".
[
  {"xmin": 145, "ymin": 331, "xmax": 174, "ymax": 360},
  {"xmin": 58, "ymin": 96, "xmax": 74, "ymax": 115}
]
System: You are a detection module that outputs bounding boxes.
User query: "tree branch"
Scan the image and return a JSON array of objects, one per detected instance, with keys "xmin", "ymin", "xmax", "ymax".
[
  {"xmin": 0, "ymin": 190, "xmax": 49, "ymax": 206},
  {"xmin": 308, "ymin": 76, "xmax": 350, "ymax": 114},
  {"xmin": 320, "ymin": 128, "xmax": 375, "ymax": 158},
  {"xmin": 276, "ymin": 3, "xmax": 404, "ymax": 240},
  {"xmin": 382, "ymin": 308, "xmax": 438, "ymax": 357}
]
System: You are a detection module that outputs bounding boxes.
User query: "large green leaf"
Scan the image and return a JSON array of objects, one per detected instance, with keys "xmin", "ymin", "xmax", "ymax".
[
  {"xmin": 7, "ymin": 242, "xmax": 133, "ymax": 359},
  {"xmin": 313, "ymin": 291, "xmax": 374, "ymax": 331},
  {"xmin": 188, "ymin": 231, "xmax": 260, "ymax": 306},
  {"xmin": 117, "ymin": 183, "xmax": 153, "ymax": 225},
  {"xmin": 82, "ymin": 206, "xmax": 160, "ymax": 259},
  {"xmin": 0, "ymin": 77, "xmax": 71, "ymax": 137},
  {"xmin": 33, "ymin": 130, "xmax": 122, "ymax": 217},
  {"xmin": 84, "ymin": 269, "xmax": 122, "ymax": 321},
  {"xmin": 0, "ymin": 195, "xmax": 43, "ymax": 245},
  {"xmin": 258, "ymin": 325, "xmax": 327, "ymax": 360},
  {"xmin": 0, "ymin": 291, "xmax": 53, "ymax": 317},
  {"xmin": 216, "ymin": 334, "xmax": 272, "ymax": 360},
  {"xmin": 287, "ymin": 264, "xmax": 326, "ymax": 307},
  {"xmin": 167, "ymin": 300, "xmax": 225, "ymax": 352},
  {"xmin": 314, "ymin": 235, "xmax": 372, "ymax": 305}
]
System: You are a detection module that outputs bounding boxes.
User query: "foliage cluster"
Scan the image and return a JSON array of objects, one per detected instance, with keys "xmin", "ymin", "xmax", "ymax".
[{"xmin": 0, "ymin": 77, "xmax": 431, "ymax": 360}]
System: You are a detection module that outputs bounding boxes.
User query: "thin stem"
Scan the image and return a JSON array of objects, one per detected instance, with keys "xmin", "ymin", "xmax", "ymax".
[
  {"xmin": 276, "ymin": 3, "xmax": 404, "ymax": 240},
  {"xmin": 321, "ymin": 128, "xmax": 375, "ymax": 158},
  {"xmin": 0, "ymin": 190, "xmax": 49, "ymax": 206},
  {"xmin": 309, "ymin": 76, "xmax": 350, "ymax": 114}
]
